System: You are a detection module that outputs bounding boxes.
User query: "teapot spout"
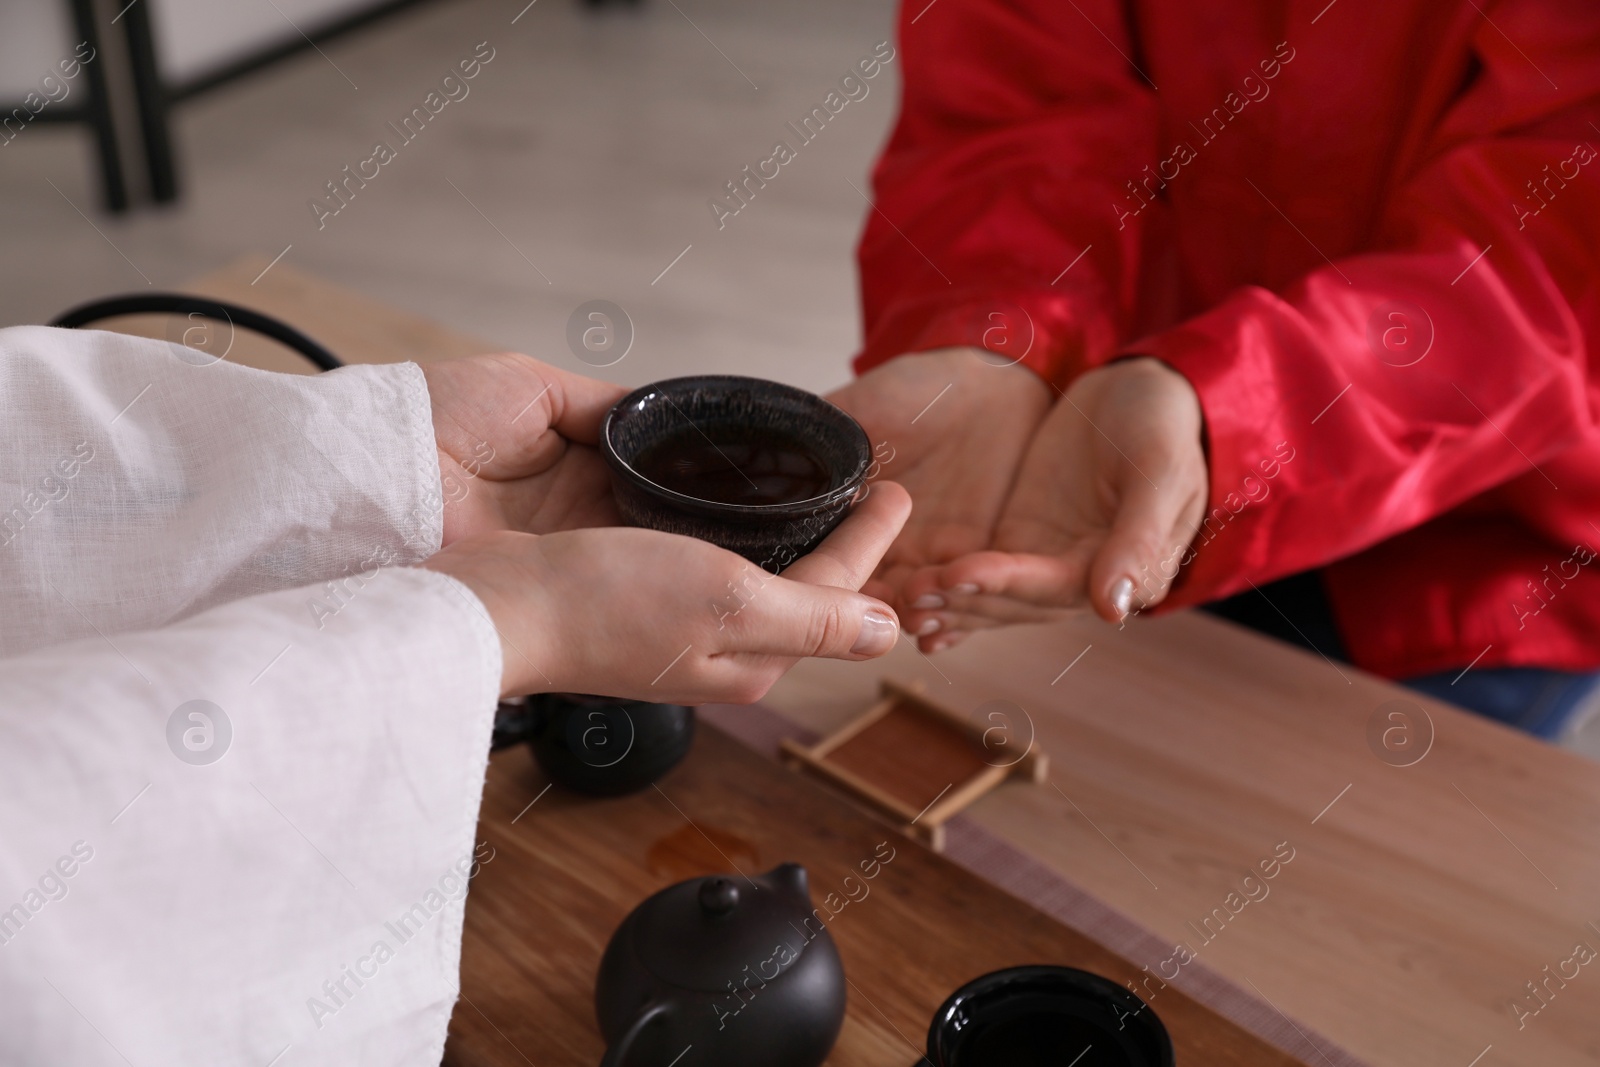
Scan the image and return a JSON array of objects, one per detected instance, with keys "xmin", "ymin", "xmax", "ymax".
[{"xmin": 763, "ymin": 862, "xmax": 810, "ymax": 899}]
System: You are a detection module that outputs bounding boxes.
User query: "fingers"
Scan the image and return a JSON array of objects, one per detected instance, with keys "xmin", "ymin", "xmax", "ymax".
[
  {"xmin": 906, "ymin": 590, "xmax": 1067, "ymax": 637},
  {"xmin": 903, "ymin": 591, "xmax": 1071, "ymax": 652},
  {"xmin": 1084, "ymin": 475, "xmax": 1205, "ymax": 623},
  {"xmin": 485, "ymin": 355, "xmax": 625, "ymax": 480},
  {"xmin": 425, "ymin": 353, "xmax": 626, "ymax": 481},
  {"xmin": 861, "ymin": 575, "xmax": 897, "ymax": 606},
  {"xmin": 901, "ymin": 551, "xmax": 1087, "ymax": 623},
  {"xmin": 923, "ymin": 630, "xmax": 970, "ymax": 655},
  {"xmin": 728, "ymin": 579, "xmax": 900, "ymax": 662},
  {"xmin": 782, "ymin": 482, "xmax": 912, "ymax": 591}
]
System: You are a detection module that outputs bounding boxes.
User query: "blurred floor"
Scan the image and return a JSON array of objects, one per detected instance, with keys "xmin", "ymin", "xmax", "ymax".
[
  {"xmin": 0, "ymin": 0, "xmax": 899, "ymax": 395},
  {"xmin": 5, "ymin": 0, "xmax": 1599, "ymax": 758}
]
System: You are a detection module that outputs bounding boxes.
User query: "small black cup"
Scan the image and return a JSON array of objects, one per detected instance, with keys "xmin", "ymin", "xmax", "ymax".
[
  {"xmin": 925, "ymin": 966, "xmax": 1174, "ymax": 1067},
  {"xmin": 601, "ymin": 375, "xmax": 871, "ymax": 567},
  {"xmin": 527, "ymin": 694, "xmax": 695, "ymax": 797}
]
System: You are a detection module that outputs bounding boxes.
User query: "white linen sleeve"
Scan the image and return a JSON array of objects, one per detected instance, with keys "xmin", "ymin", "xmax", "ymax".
[
  {"xmin": 0, "ymin": 325, "xmax": 446, "ymax": 658},
  {"xmin": 0, "ymin": 565, "xmax": 502, "ymax": 1067}
]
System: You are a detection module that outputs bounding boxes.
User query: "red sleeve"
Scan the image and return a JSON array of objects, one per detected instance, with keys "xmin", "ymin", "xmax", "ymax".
[
  {"xmin": 1149, "ymin": 13, "xmax": 1600, "ymax": 608},
  {"xmin": 854, "ymin": 0, "xmax": 1159, "ymax": 384}
]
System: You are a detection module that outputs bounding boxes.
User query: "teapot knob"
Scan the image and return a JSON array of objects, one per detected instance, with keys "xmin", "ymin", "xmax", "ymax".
[
  {"xmin": 766, "ymin": 862, "xmax": 809, "ymax": 897},
  {"xmin": 697, "ymin": 877, "xmax": 740, "ymax": 916}
]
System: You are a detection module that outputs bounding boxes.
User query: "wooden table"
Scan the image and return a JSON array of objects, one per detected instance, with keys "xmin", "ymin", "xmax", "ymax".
[
  {"xmin": 445, "ymin": 728, "xmax": 1296, "ymax": 1066},
  {"xmin": 767, "ymin": 619, "xmax": 1600, "ymax": 1067},
  {"xmin": 130, "ymin": 257, "xmax": 1600, "ymax": 1065}
]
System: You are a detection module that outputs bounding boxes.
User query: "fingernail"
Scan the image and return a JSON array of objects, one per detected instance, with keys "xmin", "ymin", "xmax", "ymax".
[
  {"xmin": 852, "ymin": 610, "xmax": 898, "ymax": 656},
  {"xmin": 916, "ymin": 617, "xmax": 942, "ymax": 636},
  {"xmin": 1110, "ymin": 576, "xmax": 1134, "ymax": 620},
  {"xmin": 950, "ymin": 583, "xmax": 980, "ymax": 595},
  {"xmin": 928, "ymin": 635, "xmax": 955, "ymax": 653},
  {"xmin": 912, "ymin": 594, "xmax": 945, "ymax": 610}
]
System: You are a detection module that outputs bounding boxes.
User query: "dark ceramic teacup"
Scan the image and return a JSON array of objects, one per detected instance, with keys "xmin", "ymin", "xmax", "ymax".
[
  {"xmin": 601, "ymin": 375, "xmax": 871, "ymax": 568},
  {"xmin": 924, "ymin": 966, "xmax": 1174, "ymax": 1067}
]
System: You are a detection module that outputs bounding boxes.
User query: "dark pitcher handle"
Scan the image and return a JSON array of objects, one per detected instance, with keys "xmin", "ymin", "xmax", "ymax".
[{"xmin": 598, "ymin": 1001, "xmax": 676, "ymax": 1067}]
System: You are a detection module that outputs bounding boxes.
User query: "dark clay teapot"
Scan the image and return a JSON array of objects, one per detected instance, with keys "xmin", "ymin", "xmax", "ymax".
[
  {"xmin": 527, "ymin": 694, "xmax": 695, "ymax": 797},
  {"xmin": 595, "ymin": 863, "xmax": 846, "ymax": 1067}
]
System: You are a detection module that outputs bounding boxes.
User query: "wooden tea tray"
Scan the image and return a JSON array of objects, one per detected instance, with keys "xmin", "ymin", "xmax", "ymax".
[
  {"xmin": 443, "ymin": 724, "xmax": 1302, "ymax": 1066},
  {"xmin": 781, "ymin": 679, "xmax": 1047, "ymax": 850}
]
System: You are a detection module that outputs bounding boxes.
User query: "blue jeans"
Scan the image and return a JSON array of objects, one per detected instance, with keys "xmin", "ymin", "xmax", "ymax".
[
  {"xmin": 1402, "ymin": 667, "xmax": 1600, "ymax": 740},
  {"xmin": 1205, "ymin": 571, "xmax": 1600, "ymax": 740}
]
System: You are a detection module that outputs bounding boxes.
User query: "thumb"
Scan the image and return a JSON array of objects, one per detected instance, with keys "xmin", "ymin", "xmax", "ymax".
[
  {"xmin": 783, "ymin": 481, "xmax": 911, "ymax": 589},
  {"xmin": 729, "ymin": 481, "xmax": 908, "ymax": 661},
  {"xmin": 1087, "ymin": 475, "xmax": 1204, "ymax": 623},
  {"xmin": 541, "ymin": 359, "xmax": 628, "ymax": 446},
  {"xmin": 486, "ymin": 357, "xmax": 625, "ymax": 478},
  {"xmin": 733, "ymin": 579, "xmax": 901, "ymax": 662}
]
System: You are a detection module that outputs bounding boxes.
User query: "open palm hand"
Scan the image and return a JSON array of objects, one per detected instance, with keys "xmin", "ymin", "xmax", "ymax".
[
  {"xmin": 898, "ymin": 358, "xmax": 1209, "ymax": 649},
  {"xmin": 827, "ymin": 347, "xmax": 1053, "ymax": 615}
]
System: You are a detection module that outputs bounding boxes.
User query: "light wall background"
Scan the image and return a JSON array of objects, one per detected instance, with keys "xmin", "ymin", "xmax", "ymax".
[
  {"xmin": 152, "ymin": 0, "xmax": 380, "ymax": 83},
  {"xmin": 0, "ymin": 1, "xmax": 380, "ymax": 93},
  {"xmin": 0, "ymin": 4, "xmax": 75, "ymax": 96}
]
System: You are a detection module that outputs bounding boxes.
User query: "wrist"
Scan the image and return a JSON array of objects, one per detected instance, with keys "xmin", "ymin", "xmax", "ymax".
[
  {"xmin": 940, "ymin": 344, "xmax": 1054, "ymax": 390},
  {"xmin": 1124, "ymin": 356, "xmax": 1204, "ymax": 440},
  {"xmin": 421, "ymin": 532, "xmax": 554, "ymax": 697},
  {"xmin": 1083, "ymin": 356, "xmax": 1201, "ymax": 414},
  {"xmin": 885, "ymin": 346, "xmax": 1055, "ymax": 419},
  {"xmin": 436, "ymin": 450, "xmax": 474, "ymax": 548}
]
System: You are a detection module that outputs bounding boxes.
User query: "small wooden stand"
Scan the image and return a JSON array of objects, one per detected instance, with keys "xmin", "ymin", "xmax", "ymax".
[{"xmin": 780, "ymin": 679, "xmax": 1048, "ymax": 851}]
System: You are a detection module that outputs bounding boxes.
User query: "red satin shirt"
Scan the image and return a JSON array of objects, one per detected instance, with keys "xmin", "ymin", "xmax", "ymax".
[{"xmin": 853, "ymin": 0, "xmax": 1600, "ymax": 679}]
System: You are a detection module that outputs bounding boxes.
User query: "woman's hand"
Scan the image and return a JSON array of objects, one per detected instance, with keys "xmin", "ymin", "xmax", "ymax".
[
  {"xmin": 826, "ymin": 348, "xmax": 1053, "ymax": 612},
  {"xmin": 422, "ymin": 352, "xmax": 627, "ymax": 546},
  {"xmin": 422, "ymin": 483, "xmax": 912, "ymax": 702},
  {"xmin": 898, "ymin": 358, "xmax": 1208, "ymax": 648}
]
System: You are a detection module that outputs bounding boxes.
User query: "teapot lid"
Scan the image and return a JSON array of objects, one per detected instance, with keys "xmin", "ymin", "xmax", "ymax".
[{"xmin": 631, "ymin": 863, "xmax": 816, "ymax": 993}]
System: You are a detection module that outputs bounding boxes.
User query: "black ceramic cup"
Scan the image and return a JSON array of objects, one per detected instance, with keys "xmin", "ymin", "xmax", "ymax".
[
  {"xmin": 924, "ymin": 966, "xmax": 1174, "ymax": 1067},
  {"xmin": 526, "ymin": 694, "xmax": 695, "ymax": 797},
  {"xmin": 601, "ymin": 375, "xmax": 872, "ymax": 567}
]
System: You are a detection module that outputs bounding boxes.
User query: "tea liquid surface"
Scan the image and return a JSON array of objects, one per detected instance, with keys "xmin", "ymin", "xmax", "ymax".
[
  {"xmin": 633, "ymin": 423, "xmax": 832, "ymax": 506},
  {"xmin": 962, "ymin": 1013, "xmax": 1134, "ymax": 1066}
]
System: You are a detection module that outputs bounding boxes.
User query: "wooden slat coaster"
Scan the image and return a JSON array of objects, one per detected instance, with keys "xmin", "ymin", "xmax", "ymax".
[{"xmin": 780, "ymin": 679, "xmax": 1048, "ymax": 850}]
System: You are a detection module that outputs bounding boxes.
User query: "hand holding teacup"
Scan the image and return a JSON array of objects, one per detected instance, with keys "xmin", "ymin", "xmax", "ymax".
[{"xmin": 422, "ymin": 365, "xmax": 907, "ymax": 703}]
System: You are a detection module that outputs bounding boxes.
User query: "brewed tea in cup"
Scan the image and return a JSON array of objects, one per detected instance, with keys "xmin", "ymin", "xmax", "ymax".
[{"xmin": 602, "ymin": 375, "xmax": 872, "ymax": 566}]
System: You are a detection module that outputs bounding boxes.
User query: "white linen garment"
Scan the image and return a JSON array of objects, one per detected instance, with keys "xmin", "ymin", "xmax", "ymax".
[{"xmin": 0, "ymin": 327, "xmax": 503, "ymax": 1066}]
